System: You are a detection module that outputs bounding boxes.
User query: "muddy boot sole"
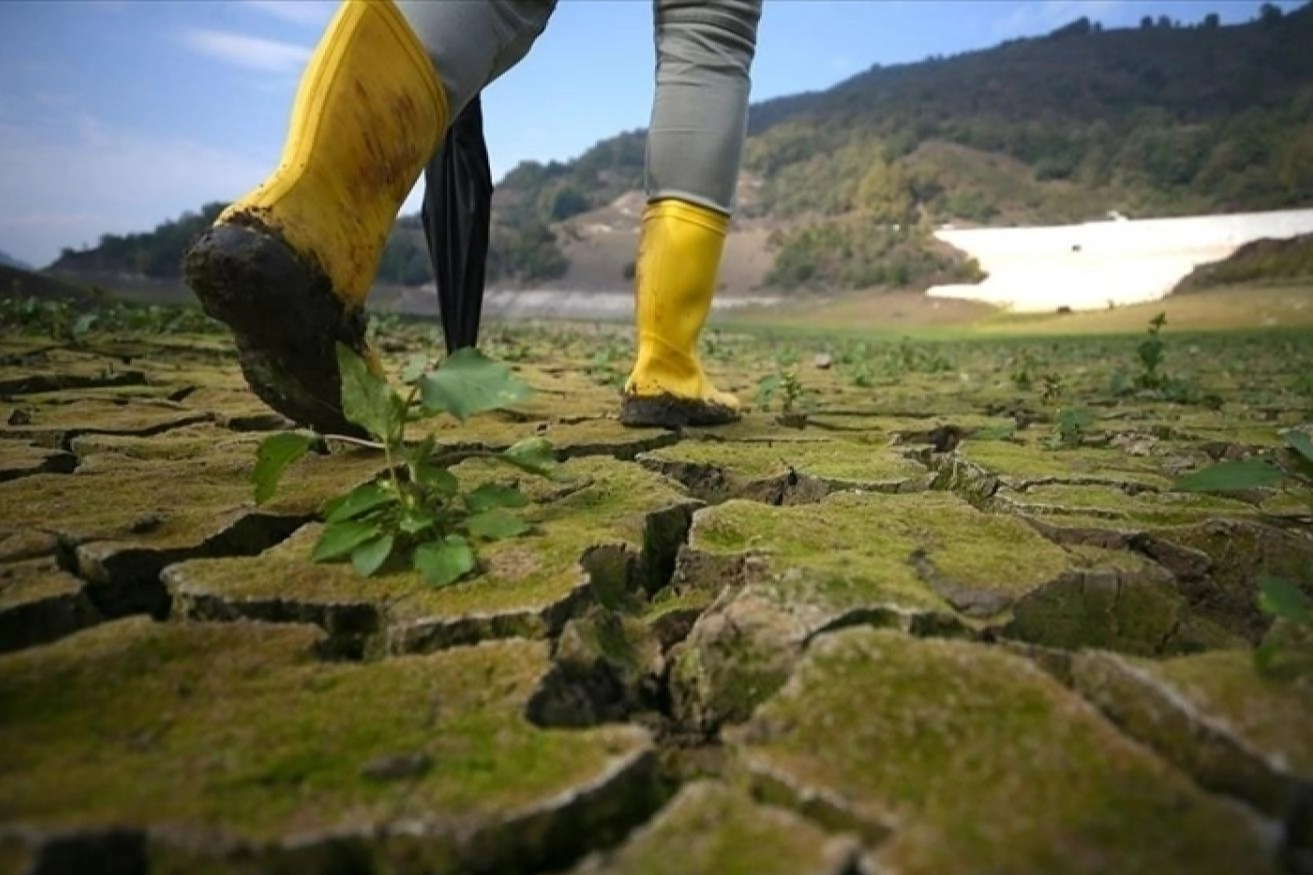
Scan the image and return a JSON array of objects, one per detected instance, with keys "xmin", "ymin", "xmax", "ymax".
[
  {"xmin": 183, "ymin": 221, "xmax": 369, "ymax": 437},
  {"xmin": 618, "ymin": 393, "xmax": 741, "ymax": 429}
]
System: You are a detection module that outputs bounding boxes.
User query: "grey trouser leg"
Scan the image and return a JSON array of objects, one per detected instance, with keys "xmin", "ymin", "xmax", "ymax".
[
  {"xmin": 646, "ymin": 0, "xmax": 763, "ymax": 215},
  {"xmin": 395, "ymin": 0, "xmax": 557, "ymax": 118}
]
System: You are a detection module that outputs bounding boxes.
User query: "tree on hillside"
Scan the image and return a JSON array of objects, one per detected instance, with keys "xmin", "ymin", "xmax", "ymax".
[
  {"xmin": 1050, "ymin": 17, "xmax": 1094, "ymax": 37},
  {"xmin": 540, "ymin": 183, "xmax": 590, "ymax": 222}
]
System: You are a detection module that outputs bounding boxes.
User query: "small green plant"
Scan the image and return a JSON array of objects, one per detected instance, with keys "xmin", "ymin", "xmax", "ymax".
[
  {"xmin": 1174, "ymin": 429, "xmax": 1313, "ymax": 678},
  {"xmin": 1111, "ymin": 312, "xmax": 1205, "ymax": 402},
  {"xmin": 774, "ymin": 347, "xmax": 800, "ymax": 368},
  {"xmin": 1035, "ymin": 370, "xmax": 1089, "ymax": 449},
  {"xmin": 849, "ymin": 362, "xmax": 875, "ymax": 389},
  {"xmin": 1011, "ymin": 348, "xmax": 1041, "ymax": 390},
  {"xmin": 1039, "ymin": 373, "xmax": 1064, "ymax": 406},
  {"xmin": 1047, "ymin": 406, "xmax": 1093, "ymax": 449},
  {"xmin": 585, "ymin": 339, "xmax": 628, "ymax": 389},
  {"xmin": 757, "ymin": 363, "xmax": 818, "ymax": 427},
  {"xmin": 757, "ymin": 366, "xmax": 804, "ymax": 413},
  {"xmin": 253, "ymin": 344, "xmax": 560, "ymax": 588},
  {"xmin": 1136, "ymin": 311, "xmax": 1168, "ymax": 389}
]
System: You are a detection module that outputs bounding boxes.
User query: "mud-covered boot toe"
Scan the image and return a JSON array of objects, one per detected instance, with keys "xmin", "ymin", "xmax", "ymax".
[
  {"xmin": 183, "ymin": 222, "xmax": 369, "ymax": 437},
  {"xmin": 618, "ymin": 392, "xmax": 741, "ymax": 429}
]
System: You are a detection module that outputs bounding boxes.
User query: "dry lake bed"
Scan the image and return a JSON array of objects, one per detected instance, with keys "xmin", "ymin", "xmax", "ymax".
[{"xmin": 1, "ymin": 304, "xmax": 1311, "ymax": 875}]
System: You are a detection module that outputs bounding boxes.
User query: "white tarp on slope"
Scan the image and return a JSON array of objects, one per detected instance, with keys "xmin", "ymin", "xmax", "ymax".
[{"xmin": 926, "ymin": 208, "xmax": 1313, "ymax": 312}]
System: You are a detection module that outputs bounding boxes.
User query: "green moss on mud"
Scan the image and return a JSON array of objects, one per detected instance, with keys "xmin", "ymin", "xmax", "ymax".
[
  {"xmin": 641, "ymin": 439, "xmax": 925, "ymax": 488},
  {"xmin": 669, "ymin": 492, "xmax": 1086, "ymax": 730},
  {"xmin": 0, "ymin": 398, "xmax": 211, "ymax": 448},
  {"xmin": 575, "ymin": 780, "xmax": 857, "ymax": 875},
  {"xmin": 69, "ymin": 424, "xmax": 260, "ymax": 463},
  {"xmin": 732, "ymin": 628, "xmax": 1278, "ymax": 875},
  {"xmin": 646, "ymin": 587, "xmax": 715, "ymax": 622},
  {"xmin": 165, "ymin": 457, "xmax": 694, "ymax": 651},
  {"xmin": 689, "ymin": 492, "xmax": 1072, "ymax": 616},
  {"xmin": 1130, "ymin": 650, "xmax": 1313, "ymax": 772},
  {"xmin": 0, "ymin": 441, "xmax": 74, "ymax": 479},
  {"xmin": 1073, "ymin": 649, "xmax": 1313, "ymax": 819},
  {"xmin": 997, "ymin": 483, "xmax": 1255, "ymax": 526},
  {"xmin": 958, "ymin": 439, "xmax": 1175, "ymax": 488},
  {"xmin": 0, "ymin": 618, "xmax": 650, "ymax": 845},
  {"xmin": 1006, "ymin": 549, "xmax": 1245, "ymax": 656},
  {"xmin": 0, "ymin": 443, "xmax": 383, "ymax": 550},
  {"xmin": 0, "ymin": 556, "xmax": 83, "ymax": 610}
]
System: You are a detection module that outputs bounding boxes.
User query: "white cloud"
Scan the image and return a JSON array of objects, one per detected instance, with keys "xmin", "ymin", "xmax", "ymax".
[
  {"xmin": 178, "ymin": 27, "xmax": 311, "ymax": 73},
  {"xmin": 243, "ymin": 0, "xmax": 338, "ymax": 28},
  {"xmin": 0, "ymin": 109, "xmax": 272, "ymax": 266},
  {"xmin": 0, "ymin": 101, "xmax": 433, "ymax": 268}
]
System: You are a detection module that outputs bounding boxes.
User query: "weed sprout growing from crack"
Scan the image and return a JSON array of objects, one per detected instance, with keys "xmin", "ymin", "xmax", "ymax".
[
  {"xmin": 252, "ymin": 343, "xmax": 561, "ymax": 588},
  {"xmin": 757, "ymin": 364, "xmax": 816, "ymax": 427}
]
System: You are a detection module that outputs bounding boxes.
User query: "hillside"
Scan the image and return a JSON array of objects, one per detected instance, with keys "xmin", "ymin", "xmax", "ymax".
[
  {"xmin": 1173, "ymin": 232, "xmax": 1313, "ymax": 292},
  {"xmin": 41, "ymin": 1, "xmax": 1313, "ymax": 300},
  {"xmin": 2, "ymin": 263, "xmax": 107, "ymax": 309}
]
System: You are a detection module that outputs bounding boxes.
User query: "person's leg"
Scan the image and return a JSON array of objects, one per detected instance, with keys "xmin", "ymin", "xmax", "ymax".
[
  {"xmin": 620, "ymin": 0, "xmax": 762, "ymax": 428},
  {"xmin": 184, "ymin": 0, "xmax": 554, "ymax": 436}
]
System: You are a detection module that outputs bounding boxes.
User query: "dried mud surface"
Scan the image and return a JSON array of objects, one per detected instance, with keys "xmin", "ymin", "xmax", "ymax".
[{"xmin": 1, "ymin": 320, "xmax": 1311, "ymax": 875}]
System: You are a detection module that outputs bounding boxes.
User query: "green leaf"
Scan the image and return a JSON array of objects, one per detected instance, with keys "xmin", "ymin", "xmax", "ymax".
[
  {"xmin": 323, "ymin": 481, "xmax": 396, "ymax": 523},
  {"xmin": 1173, "ymin": 458, "xmax": 1285, "ymax": 493},
  {"xmin": 1253, "ymin": 638, "xmax": 1281, "ymax": 674},
  {"xmin": 465, "ymin": 508, "xmax": 530, "ymax": 541},
  {"xmin": 336, "ymin": 342, "xmax": 401, "ymax": 442},
  {"xmin": 1258, "ymin": 575, "xmax": 1310, "ymax": 624},
  {"xmin": 464, "ymin": 483, "xmax": 529, "ymax": 513},
  {"xmin": 418, "ymin": 348, "xmax": 534, "ymax": 422},
  {"xmin": 253, "ymin": 432, "xmax": 314, "ymax": 505},
  {"xmin": 1283, "ymin": 430, "xmax": 1313, "ymax": 466},
  {"xmin": 417, "ymin": 464, "xmax": 459, "ymax": 496},
  {"xmin": 409, "ymin": 438, "xmax": 459, "ymax": 495},
  {"xmin": 406, "ymin": 434, "xmax": 437, "ymax": 464},
  {"xmin": 312, "ymin": 520, "xmax": 382, "ymax": 563},
  {"xmin": 501, "ymin": 437, "xmax": 559, "ymax": 478},
  {"xmin": 413, "ymin": 535, "xmax": 475, "ymax": 587},
  {"xmin": 351, "ymin": 534, "xmax": 395, "ymax": 577},
  {"xmin": 399, "ymin": 508, "xmax": 438, "ymax": 535},
  {"xmin": 401, "ymin": 353, "xmax": 429, "ymax": 384}
]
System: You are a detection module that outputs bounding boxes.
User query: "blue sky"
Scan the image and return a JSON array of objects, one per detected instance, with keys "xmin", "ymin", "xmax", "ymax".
[{"xmin": 0, "ymin": 0, "xmax": 1301, "ymax": 267}]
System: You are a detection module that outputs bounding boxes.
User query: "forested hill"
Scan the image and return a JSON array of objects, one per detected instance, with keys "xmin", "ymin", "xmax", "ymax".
[{"xmin": 46, "ymin": 2, "xmax": 1313, "ymax": 294}]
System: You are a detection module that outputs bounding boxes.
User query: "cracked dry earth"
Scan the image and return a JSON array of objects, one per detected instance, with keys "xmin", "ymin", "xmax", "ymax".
[{"xmin": 1, "ymin": 323, "xmax": 1312, "ymax": 875}]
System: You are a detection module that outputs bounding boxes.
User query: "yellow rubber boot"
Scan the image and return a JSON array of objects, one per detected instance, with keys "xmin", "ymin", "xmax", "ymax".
[
  {"xmin": 619, "ymin": 200, "xmax": 741, "ymax": 428},
  {"xmin": 183, "ymin": 0, "xmax": 448, "ymax": 436}
]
